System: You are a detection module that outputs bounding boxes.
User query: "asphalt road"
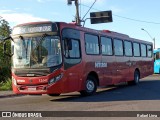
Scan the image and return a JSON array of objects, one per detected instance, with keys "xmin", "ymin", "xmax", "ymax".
[{"xmin": 0, "ymin": 74, "xmax": 160, "ymax": 120}]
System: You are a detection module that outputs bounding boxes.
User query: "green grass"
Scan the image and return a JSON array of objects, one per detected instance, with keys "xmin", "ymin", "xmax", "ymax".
[{"xmin": 0, "ymin": 78, "xmax": 12, "ymax": 91}]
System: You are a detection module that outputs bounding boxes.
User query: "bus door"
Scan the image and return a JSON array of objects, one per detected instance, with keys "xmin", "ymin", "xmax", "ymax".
[{"xmin": 62, "ymin": 28, "xmax": 82, "ymax": 92}]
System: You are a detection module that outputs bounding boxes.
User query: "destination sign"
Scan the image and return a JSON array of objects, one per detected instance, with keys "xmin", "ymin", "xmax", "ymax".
[{"xmin": 12, "ymin": 23, "xmax": 58, "ymax": 35}]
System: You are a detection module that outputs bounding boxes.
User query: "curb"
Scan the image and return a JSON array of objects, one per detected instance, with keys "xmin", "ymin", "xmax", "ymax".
[{"xmin": 0, "ymin": 94, "xmax": 25, "ymax": 98}]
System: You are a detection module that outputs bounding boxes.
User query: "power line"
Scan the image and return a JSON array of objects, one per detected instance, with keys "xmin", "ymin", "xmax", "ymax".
[
  {"xmin": 113, "ymin": 14, "xmax": 160, "ymax": 24},
  {"xmin": 80, "ymin": 3, "xmax": 160, "ymax": 25},
  {"xmin": 81, "ymin": 0, "xmax": 97, "ymax": 21}
]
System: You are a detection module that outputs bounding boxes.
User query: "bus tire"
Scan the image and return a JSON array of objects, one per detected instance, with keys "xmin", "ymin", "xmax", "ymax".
[
  {"xmin": 80, "ymin": 76, "xmax": 97, "ymax": 96},
  {"xmin": 128, "ymin": 70, "xmax": 140, "ymax": 85},
  {"xmin": 48, "ymin": 94, "xmax": 60, "ymax": 96}
]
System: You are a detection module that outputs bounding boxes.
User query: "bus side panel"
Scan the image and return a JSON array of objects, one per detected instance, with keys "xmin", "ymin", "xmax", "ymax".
[
  {"xmin": 102, "ymin": 55, "xmax": 116, "ymax": 85},
  {"xmin": 114, "ymin": 56, "xmax": 131, "ymax": 84},
  {"xmin": 82, "ymin": 55, "xmax": 103, "ymax": 85},
  {"xmin": 62, "ymin": 63, "xmax": 84, "ymax": 93},
  {"xmin": 140, "ymin": 58, "xmax": 154, "ymax": 78},
  {"xmin": 127, "ymin": 57, "xmax": 141, "ymax": 82},
  {"xmin": 129, "ymin": 57, "xmax": 153, "ymax": 81}
]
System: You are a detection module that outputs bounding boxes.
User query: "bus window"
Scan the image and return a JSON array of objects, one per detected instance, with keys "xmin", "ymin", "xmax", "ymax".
[
  {"xmin": 124, "ymin": 41, "xmax": 133, "ymax": 56},
  {"xmin": 69, "ymin": 39, "xmax": 80, "ymax": 58},
  {"xmin": 133, "ymin": 43, "xmax": 140, "ymax": 57},
  {"xmin": 85, "ymin": 34, "xmax": 99, "ymax": 55},
  {"xmin": 141, "ymin": 44, "xmax": 147, "ymax": 57},
  {"xmin": 147, "ymin": 45, "xmax": 152, "ymax": 57},
  {"xmin": 64, "ymin": 39, "xmax": 80, "ymax": 58},
  {"xmin": 114, "ymin": 39, "xmax": 123, "ymax": 56},
  {"xmin": 101, "ymin": 37, "xmax": 113, "ymax": 55}
]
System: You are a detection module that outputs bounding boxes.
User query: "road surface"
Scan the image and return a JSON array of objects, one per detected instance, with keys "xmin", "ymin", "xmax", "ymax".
[{"xmin": 0, "ymin": 74, "xmax": 160, "ymax": 120}]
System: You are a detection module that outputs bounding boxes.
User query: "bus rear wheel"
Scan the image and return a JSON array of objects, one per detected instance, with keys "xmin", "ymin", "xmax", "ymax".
[
  {"xmin": 80, "ymin": 76, "xmax": 97, "ymax": 96},
  {"xmin": 48, "ymin": 94, "xmax": 60, "ymax": 96},
  {"xmin": 128, "ymin": 70, "xmax": 140, "ymax": 85}
]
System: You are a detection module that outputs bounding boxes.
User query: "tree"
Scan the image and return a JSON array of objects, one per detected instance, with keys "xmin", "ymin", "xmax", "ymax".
[{"xmin": 0, "ymin": 18, "xmax": 12, "ymax": 82}]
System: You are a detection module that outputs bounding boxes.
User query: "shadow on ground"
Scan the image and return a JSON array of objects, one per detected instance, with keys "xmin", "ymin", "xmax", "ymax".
[{"xmin": 50, "ymin": 79, "xmax": 160, "ymax": 102}]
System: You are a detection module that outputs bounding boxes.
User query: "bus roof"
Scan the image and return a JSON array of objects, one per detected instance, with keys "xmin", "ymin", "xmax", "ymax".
[{"xmin": 13, "ymin": 21, "xmax": 153, "ymax": 45}]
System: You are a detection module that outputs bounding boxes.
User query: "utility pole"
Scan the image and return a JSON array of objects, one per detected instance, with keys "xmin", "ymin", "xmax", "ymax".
[
  {"xmin": 75, "ymin": 0, "xmax": 81, "ymax": 25},
  {"xmin": 67, "ymin": 0, "xmax": 81, "ymax": 25}
]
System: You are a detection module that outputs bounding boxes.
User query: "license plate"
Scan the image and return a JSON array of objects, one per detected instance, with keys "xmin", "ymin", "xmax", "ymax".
[{"xmin": 28, "ymin": 87, "xmax": 36, "ymax": 91}]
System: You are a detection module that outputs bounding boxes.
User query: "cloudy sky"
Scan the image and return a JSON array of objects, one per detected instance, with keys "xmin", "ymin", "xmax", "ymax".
[{"xmin": 0, "ymin": 0, "xmax": 160, "ymax": 48}]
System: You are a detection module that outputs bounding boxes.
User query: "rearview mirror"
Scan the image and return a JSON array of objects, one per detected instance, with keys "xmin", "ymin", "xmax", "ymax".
[
  {"xmin": 3, "ymin": 36, "xmax": 14, "ymax": 57},
  {"xmin": 67, "ymin": 39, "xmax": 72, "ymax": 50},
  {"xmin": 64, "ymin": 38, "xmax": 72, "ymax": 50}
]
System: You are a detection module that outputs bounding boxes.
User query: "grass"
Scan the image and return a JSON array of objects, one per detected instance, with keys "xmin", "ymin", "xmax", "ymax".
[{"xmin": 0, "ymin": 78, "xmax": 12, "ymax": 91}]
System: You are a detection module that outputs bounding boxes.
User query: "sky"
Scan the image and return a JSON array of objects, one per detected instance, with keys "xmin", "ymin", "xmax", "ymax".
[{"xmin": 0, "ymin": 0, "xmax": 160, "ymax": 48}]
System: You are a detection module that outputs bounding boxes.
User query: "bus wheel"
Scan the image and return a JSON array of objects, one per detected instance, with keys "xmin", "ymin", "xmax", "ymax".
[
  {"xmin": 128, "ymin": 70, "xmax": 140, "ymax": 85},
  {"xmin": 48, "ymin": 94, "xmax": 60, "ymax": 96},
  {"xmin": 80, "ymin": 76, "xmax": 97, "ymax": 96}
]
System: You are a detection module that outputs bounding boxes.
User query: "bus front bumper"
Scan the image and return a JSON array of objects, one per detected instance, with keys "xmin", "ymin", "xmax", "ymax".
[{"xmin": 12, "ymin": 83, "xmax": 63, "ymax": 95}]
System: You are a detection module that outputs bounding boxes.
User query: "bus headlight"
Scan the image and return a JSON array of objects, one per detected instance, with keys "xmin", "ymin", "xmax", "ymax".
[
  {"xmin": 48, "ymin": 74, "xmax": 63, "ymax": 85},
  {"xmin": 12, "ymin": 77, "xmax": 17, "ymax": 86}
]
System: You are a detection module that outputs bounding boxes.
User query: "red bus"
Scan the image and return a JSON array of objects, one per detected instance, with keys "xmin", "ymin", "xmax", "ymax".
[{"xmin": 8, "ymin": 21, "xmax": 153, "ymax": 96}]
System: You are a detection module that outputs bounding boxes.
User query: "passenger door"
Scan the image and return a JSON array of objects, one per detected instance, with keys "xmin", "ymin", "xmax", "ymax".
[{"xmin": 62, "ymin": 29, "xmax": 82, "ymax": 92}]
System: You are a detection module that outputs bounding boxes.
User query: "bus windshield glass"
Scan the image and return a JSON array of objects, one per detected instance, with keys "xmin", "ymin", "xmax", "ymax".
[{"xmin": 12, "ymin": 36, "xmax": 62, "ymax": 68}]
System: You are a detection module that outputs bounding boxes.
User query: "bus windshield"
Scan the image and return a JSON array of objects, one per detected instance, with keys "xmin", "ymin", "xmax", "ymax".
[{"xmin": 12, "ymin": 35, "xmax": 62, "ymax": 68}]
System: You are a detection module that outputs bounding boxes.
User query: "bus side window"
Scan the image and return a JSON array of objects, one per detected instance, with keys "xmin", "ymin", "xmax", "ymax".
[
  {"xmin": 133, "ymin": 43, "xmax": 140, "ymax": 57},
  {"xmin": 63, "ymin": 38, "xmax": 80, "ymax": 58},
  {"xmin": 141, "ymin": 44, "xmax": 147, "ymax": 57},
  {"xmin": 114, "ymin": 39, "xmax": 123, "ymax": 56},
  {"xmin": 147, "ymin": 45, "xmax": 152, "ymax": 57},
  {"xmin": 124, "ymin": 40, "xmax": 133, "ymax": 56},
  {"xmin": 101, "ymin": 37, "xmax": 113, "ymax": 55},
  {"xmin": 85, "ymin": 34, "xmax": 99, "ymax": 55}
]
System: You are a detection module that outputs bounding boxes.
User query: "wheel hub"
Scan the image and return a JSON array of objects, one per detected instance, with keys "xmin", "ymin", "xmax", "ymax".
[{"xmin": 86, "ymin": 80, "xmax": 95, "ymax": 92}]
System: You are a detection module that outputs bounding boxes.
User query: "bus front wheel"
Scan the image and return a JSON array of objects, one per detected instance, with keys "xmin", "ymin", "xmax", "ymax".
[{"xmin": 80, "ymin": 76, "xmax": 97, "ymax": 96}]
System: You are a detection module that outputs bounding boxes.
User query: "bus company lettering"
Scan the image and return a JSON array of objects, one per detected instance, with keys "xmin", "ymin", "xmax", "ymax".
[{"xmin": 95, "ymin": 62, "xmax": 107, "ymax": 68}]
